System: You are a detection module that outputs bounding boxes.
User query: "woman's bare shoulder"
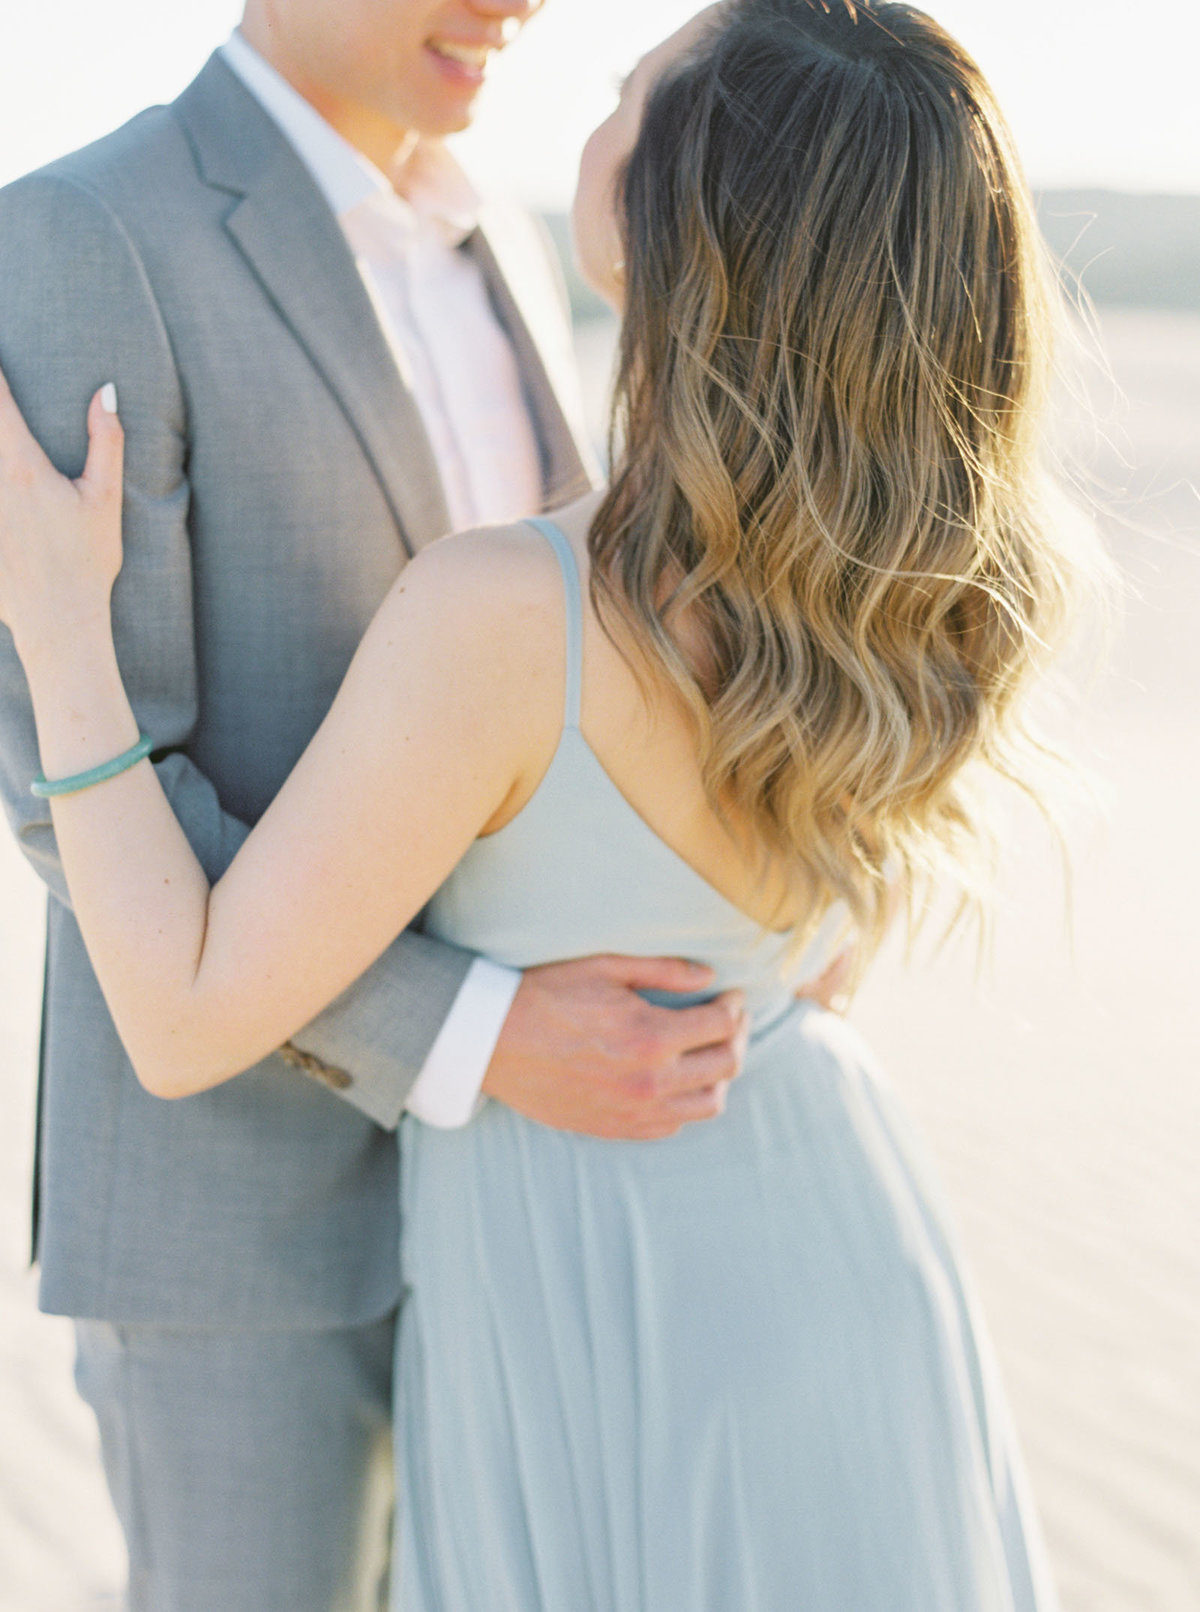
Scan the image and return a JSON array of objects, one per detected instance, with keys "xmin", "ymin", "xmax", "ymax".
[
  {"xmin": 390, "ymin": 520, "xmax": 567, "ymax": 629},
  {"xmin": 355, "ymin": 521, "xmax": 572, "ymax": 744}
]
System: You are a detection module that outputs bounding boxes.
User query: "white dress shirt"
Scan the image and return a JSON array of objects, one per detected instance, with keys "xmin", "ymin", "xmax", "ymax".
[{"xmin": 222, "ymin": 32, "xmax": 532, "ymax": 1125}]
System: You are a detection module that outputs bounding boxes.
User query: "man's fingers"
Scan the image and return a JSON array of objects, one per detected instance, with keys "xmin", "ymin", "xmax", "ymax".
[
  {"xmin": 485, "ymin": 955, "xmax": 748, "ymax": 1140},
  {"xmin": 659, "ymin": 1081, "xmax": 732, "ymax": 1133},
  {"xmin": 674, "ymin": 1040, "xmax": 741, "ymax": 1091},
  {"xmin": 649, "ymin": 989, "xmax": 746, "ymax": 1060},
  {"xmin": 615, "ymin": 1007, "xmax": 746, "ymax": 1109},
  {"xmin": 674, "ymin": 1079, "xmax": 731, "ymax": 1121},
  {"xmin": 78, "ymin": 385, "xmax": 124, "ymax": 505},
  {"xmin": 596, "ymin": 954, "xmax": 716, "ymax": 995}
]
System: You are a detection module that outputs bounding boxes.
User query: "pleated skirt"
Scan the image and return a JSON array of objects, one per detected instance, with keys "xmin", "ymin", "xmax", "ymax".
[{"xmin": 393, "ymin": 1003, "xmax": 1059, "ymax": 1612}]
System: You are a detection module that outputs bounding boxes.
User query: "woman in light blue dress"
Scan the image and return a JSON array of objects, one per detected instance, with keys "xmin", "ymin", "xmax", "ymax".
[{"xmin": 0, "ymin": 2, "xmax": 1100, "ymax": 1607}]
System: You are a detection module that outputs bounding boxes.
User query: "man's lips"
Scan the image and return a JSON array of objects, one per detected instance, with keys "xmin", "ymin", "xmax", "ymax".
[{"xmin": 426, "ymin": 39, "xmax": 495, "ymax": 88}]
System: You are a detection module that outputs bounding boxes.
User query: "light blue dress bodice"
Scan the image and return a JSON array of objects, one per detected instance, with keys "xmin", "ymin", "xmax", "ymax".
[{"xmin": 426, "ymin": 517, "xmax": 842, "ymax": 1031}]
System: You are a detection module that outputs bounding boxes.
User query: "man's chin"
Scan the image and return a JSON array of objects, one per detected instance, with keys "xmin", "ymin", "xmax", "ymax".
[
  {"xmin": 401, "ymin": 95, "xmax": 481, "ymax": 140},
  {"xmin": 432, "ymin": 107, "xmax": 477, "ymax": 137},
  {"xmin": 414, "ymin": 49, "xmax": 492, "ymax": 134}
]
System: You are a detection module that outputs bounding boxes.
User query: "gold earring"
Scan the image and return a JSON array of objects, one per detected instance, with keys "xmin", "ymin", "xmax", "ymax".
[{"xmin": 612, "ymin": 259, "xmax": 626, "ymax": 285}]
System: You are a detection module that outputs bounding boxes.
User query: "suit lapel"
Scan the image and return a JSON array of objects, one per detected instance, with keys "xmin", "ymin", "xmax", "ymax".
[
  {"xmin": 467, "ymin": 207, "xmax": 601, "ymax": 506},
  {"xmin": 174, "ymin": 57, "xmax": 451, "ymax": 557},
  {"xmin": 223, "ymin": 186, "xmax": 453, "ymax": 553},
  {"xmin": 175, "ymin": 56, "xmax": 599, "ymax": 542}
]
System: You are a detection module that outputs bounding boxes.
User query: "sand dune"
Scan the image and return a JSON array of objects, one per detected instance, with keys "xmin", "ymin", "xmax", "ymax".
[{"xmin": 1, "ymin": 307, "xmax": 1197, "ymax": 1610}]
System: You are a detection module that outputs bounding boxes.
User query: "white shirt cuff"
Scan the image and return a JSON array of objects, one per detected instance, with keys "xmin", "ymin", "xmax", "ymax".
[{"xmin": 403, "ymin": 957, "xmax": 521, "ymax": 1128}]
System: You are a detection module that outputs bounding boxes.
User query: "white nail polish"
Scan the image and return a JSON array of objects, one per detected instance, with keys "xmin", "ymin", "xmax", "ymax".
[{"xmin": 100, "ymin": 383, "xmax": 118, "ymax": 415}]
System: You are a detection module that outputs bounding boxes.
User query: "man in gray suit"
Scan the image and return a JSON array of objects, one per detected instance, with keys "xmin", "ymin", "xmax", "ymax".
[{"xmin": 0, "ymin": 0, "xmax": 747, "ymax": 1605}]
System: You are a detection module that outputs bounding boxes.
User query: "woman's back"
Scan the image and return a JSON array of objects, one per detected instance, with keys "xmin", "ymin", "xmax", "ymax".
[
  {"xmin": 471, "ymin": 496, "xmax": 815, "ymax": 932},
  {"xmin": 426, "ymin": 510, "xmax": 840, "ymax": 1028}
]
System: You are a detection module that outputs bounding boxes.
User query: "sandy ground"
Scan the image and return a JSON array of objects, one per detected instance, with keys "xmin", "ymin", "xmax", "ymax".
[{"xmin": 1, "ymin": 307, "xmax": 1197, "ymax": 1610}]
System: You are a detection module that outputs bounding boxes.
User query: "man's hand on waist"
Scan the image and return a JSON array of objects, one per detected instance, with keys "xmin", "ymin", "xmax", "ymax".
[{"xmin": 481, "ymin": 955, "xmax": 749, "ymax": 1141}]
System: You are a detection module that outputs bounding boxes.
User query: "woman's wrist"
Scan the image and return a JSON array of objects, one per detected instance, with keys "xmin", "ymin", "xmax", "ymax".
[
  {"xmin": 14, "ymin": 599, "xmax": 116, "ymax": 681},
  {"xmin": 24, "ymin": 620, "xmax": 141, "ymax": 786}
]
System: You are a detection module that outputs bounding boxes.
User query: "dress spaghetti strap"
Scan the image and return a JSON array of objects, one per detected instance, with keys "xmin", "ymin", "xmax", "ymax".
[{"xmin": 524, "ymin": 517, "xmax": 583, "ymax": 732}]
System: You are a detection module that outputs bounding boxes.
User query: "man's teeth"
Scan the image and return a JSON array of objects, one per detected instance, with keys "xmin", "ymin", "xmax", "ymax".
[{"xmin": 431, "ymin": 42, "xmax": 491, "ymax": 69}]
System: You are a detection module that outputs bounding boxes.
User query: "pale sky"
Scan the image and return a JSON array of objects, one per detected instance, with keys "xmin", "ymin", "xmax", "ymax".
[{"xmin": 0, "ymin": 1, "xmax": 1195, "ymax": 205}]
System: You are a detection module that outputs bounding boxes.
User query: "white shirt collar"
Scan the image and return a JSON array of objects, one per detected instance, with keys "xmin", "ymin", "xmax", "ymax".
[{"xmin": 220, "ymin": 30, "xmax": 481, "ymax": 242}]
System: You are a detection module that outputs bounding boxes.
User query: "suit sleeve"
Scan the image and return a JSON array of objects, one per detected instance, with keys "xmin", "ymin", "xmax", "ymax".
[{"xmin": 0, "ymin": 171, "xmax": 474, "ymax": 1127}]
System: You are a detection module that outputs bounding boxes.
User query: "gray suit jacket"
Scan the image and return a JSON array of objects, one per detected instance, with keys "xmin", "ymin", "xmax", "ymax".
[{"xmin": 0, "ymin": 55, "xmax": 594, "ymax": 1327}]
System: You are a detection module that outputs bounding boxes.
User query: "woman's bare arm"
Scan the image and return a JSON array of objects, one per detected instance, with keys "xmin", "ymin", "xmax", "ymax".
[{"xmin": 0, "ymin": 381, "xmax": 560, "ymax": 1097}]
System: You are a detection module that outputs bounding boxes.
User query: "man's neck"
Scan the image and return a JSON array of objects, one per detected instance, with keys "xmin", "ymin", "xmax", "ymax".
[{"xmin": 235, "ymin": 22, "xmax": 417, "ymax": 179}]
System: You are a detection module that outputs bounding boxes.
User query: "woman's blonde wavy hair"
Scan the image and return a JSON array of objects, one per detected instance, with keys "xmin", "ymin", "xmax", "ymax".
[{"xmin": 589, "ymin": 0, "xmax": 1102, "ymax": 962}]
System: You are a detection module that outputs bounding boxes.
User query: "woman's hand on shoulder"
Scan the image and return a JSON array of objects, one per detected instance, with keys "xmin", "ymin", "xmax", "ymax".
[{"xmin": 0, "ymin": 367, "xmax": 125, "ymax": 668}]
